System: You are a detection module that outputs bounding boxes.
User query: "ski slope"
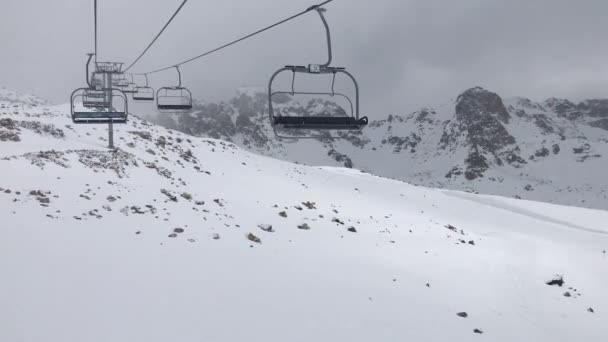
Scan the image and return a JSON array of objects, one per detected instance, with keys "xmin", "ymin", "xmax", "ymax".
[{"xmin": 1, "ymin": 93, "xmax": 607, "ymax": 341}]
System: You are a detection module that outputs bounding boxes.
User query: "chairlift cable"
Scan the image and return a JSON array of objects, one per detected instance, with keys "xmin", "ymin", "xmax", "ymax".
[
  {"xmin": 132, "ymin": 0, "xmax": 335, "ymax": 76},
  {"xmin": 123, "ymin": 0, "xmax": 189, "ymax": 73},
  {"xmin": 94, "ymin": 0, "xmax": 98, "ymax": 63}
]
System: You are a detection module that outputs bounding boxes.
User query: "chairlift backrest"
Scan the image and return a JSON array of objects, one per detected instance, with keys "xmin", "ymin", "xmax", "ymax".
[
  {"xmin": 71, "ymin": 88, "xmax": 128, "ymax": 124},
  {"xmin": 133, "ymin": 74, "xmax": 155, "ymax": 101},
  {"xmin": 156, "ymin": 66, "xmax": 193, "ymax": 111}
]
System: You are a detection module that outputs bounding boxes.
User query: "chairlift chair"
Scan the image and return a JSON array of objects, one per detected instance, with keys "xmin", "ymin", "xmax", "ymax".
[
  {"xmin": 133, "ymin": 74, "xmax": 155, "ymax": 102},
  {"xmin": 82, "ymin": 88, "xmax": 111, "ymax": 109},
  {"xmin": 268, "ymin": 7, "xmax": 367, "ymax": 137},
  {"xmin": 121, "ymin": 74, "xmax": 138, "ymax": 94},
  {"xmin": 71, "ymin": 88, "xmax": 128, "ymax": 124},
  {"xmin": 112, "ymin": 74, "xmax": 129, "ymax": 88},
  {"xmin": 156, "ymin": 66, "xmax": 193, "ymax": 111}
]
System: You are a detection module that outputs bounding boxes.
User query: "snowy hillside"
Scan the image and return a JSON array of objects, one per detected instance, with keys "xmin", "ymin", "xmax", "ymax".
[
  {"xmin": 147, "ymin": 87, "xmax": 608, "ymax": 210},
  {"xmin": 1, "ymin": 90, "xmax": 607, "ymax": 341}
]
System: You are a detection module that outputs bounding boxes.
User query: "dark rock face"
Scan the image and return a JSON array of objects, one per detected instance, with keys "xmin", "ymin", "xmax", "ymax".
[
  {"xmin": 589, "ymin": 118, "xmax": 608, "ymax": 131},
  {"xmin": 456, "ymin": 87, "xmax": 511, "ymax": 124},
  {"xmin": 328, "ymin": 149, "xmax": 353, "ymax": 169},
  {"xmin": 454, "ymin": 88, "xmax": 515, "ymax": 150},
  {"xmin": 464, "ymin": 149, "xmax": 490, "ymax": 180},
  {"xmin": 440, "ymin": 87, "xmax": 521, "ymax": 179},
  {"xmin": 545, "ymin": 98, "xmax": 581, "ymax": 120},
  {"xmin": 578, "ymin": 99, "xmax": 608, "ymax": 118}
]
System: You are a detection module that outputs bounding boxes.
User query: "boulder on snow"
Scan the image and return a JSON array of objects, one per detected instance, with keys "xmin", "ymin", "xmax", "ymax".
[
  {"xmin": 457, "ymin": 312, "xmax": 468, "ymax": 318},
  {"xmin": 247, "ymin": 233, "xmax": 262, "ymax": 244},
  {"xmin": 297, "ymin": 223, "xmax": 311, "ymax": 230},
  {"xmin": 546, "ymin": 275, "xmax": 565, "ymax": 287},
  {"xmin": 258, "ymin": 224, "xmax": 274, "ymax": 233}
]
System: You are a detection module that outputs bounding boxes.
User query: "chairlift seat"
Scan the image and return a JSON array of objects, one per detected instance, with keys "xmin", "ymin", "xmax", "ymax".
[
  {"xmin": 72, "ymin": 111, "xmax": 128, "ymax": 124},
  {"xmin": 157, "ymin": 104, "xmax": 193, "ymax": 111},
  {"xmin": 133, "ymin": 87, "xmax": 155, "ymax": 101},
  {"xmin": 273, "ymin": 116, "xmax": 368, "ymax": 130},
  {"xmin": 156, "ymin": 86, "xmax": 193, "ymax": 112}
]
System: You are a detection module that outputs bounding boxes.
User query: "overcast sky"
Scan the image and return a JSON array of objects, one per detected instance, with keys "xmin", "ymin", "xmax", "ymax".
[{"xmin": 2, "ymin": 0, "xmax": 608, "ymax": 115}]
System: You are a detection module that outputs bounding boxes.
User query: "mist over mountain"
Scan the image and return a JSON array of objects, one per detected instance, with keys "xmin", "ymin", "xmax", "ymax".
[{"xmin": 142, "ymin": 86, "xmax": 608, "ymax": 210}]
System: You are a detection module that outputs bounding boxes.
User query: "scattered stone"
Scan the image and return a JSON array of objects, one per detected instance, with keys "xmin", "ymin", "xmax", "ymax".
[
  {"xmin": 588, "ymin": 308, "xmax": 595, "ymax": 313},
  {"xmin": 445, "ymin": 224, "xmax": 458, "ymax": 232},
  {"xmin": 347, "ymin": 227, "xmax": 358, "ymax": 233},
  {"xmin": 258, "ymin": 224, "xmax": 274, "ymax": 233},
  {"xmin": 302, "ymin": 201, "xmax": 317, "ymax": 209},
  {"xmin": 161, "ymin": 189, "xmax": 178, "ymax": 202},
  {"xmin": 174, "ymin": 228, "xmax": 185, "ymax": 234},
  {"xmin": 181, "ymin": 193, "xmax": 192, "ymax": 201},
  {"xmin": 37, "ymin": 197, "xmax": 50, "ymax": 204},
  {"xmin": 473, "ymin": 329, "xmax": 484, "ymax": 335},
  {"xmin": 29, "ymin": 190, "xmax": 45, "ymax": 197},
  {"xmin": 546, "ymin": 275, "xmax": 565, "ymax": 287},
  {"xmin": 247, "ymin": 233, "xmax": 262, "ymax": 244},
  {"xmin": 135, "ymin": 231, "xmax": 141, "ymax": 235},
  {"xmin": 212, "ymin": 233, "xmax": 221, "ymax": 240},
  {"xmin": 564, "ymin": 292, "xmax": 572, "ymax": 298},
  {"xmin": 297, "ymin": 223, "xmax": 311, "ymax": 230},
  {"xmin": 107, "ymin": 196, "xmax": 117, "ymax": 202},
  {"xmin": 195, "ymin": 201, "xmax": 205, "ymax": 206},
  {"xmin": 279, "ymin": 211, "xmax": 288, "ymax": 218},
  {"xmin": 130, "ymin": 206, "xmax": 145, "ymax": 214},
  {"xmin": 426, "ymin": 283, "xmax": 431, "ymax": 288},
  {"xmin": 457, "ymin": 312, "xmax": 468, "ymax": 318},
  {"xmin": 332, "ymin": 218, "xmax": 345, "ymax": 225},
  {"xmin": 168, "ymin": 233, "xmax": 178, "ymax": 238},
  {"xmin": 468, "ymin": 240, "xmax": 476, "ymax": 246}
]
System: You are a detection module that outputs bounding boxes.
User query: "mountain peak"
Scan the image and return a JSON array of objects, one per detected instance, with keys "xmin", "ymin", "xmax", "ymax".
[{"xmin": 456, "ymin": 87, "xmax": 511, "ymax": 123}]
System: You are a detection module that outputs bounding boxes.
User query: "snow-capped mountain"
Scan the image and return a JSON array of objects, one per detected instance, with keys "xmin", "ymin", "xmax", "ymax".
[
  {"xmin": 144, "ymin": 87, "xmax": 608, "ymax": 210},
  {"xmin": 2, "ymin": 87, "xmax": 607, "ymax": 341}
]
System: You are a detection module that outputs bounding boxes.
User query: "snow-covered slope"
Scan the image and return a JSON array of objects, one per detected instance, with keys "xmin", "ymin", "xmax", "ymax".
[
  {"xmin": 1, "ymin": 90, "xmax": 607, "ymax": 341},
  {"xmin": 147, "ymin": 87, "xmax": 608, "ymax": 210}
]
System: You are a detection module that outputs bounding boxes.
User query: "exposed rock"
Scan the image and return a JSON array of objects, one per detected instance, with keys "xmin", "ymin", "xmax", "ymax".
[
  {"xmin": 161, "ymin": 189, "xmax": 178, "ymax": 202},
  {"xmin": 546, "ymin": 275, "xmax": 565, "ymax": 287},
  {"xmin": 297, "ymin": 223, "xmax": 311, "ymax": 230},
  {"xmin": 258, "ymin": 224, "xmax": 274, "ymax": 233},
  {"xmin": 247, "ymin": 233, "xmax": 262, "ymax": 244}
]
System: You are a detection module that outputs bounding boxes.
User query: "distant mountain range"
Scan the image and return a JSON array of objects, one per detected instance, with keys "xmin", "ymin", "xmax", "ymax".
[{"xmin": 145, "ymin": 86, "xmax": 608, "ymax": 210}]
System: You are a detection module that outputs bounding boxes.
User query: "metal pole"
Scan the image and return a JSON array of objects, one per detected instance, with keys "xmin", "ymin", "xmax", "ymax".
[{"xmin": 104, "ymin": 72, "xmax": 114, "ymax": 149}]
